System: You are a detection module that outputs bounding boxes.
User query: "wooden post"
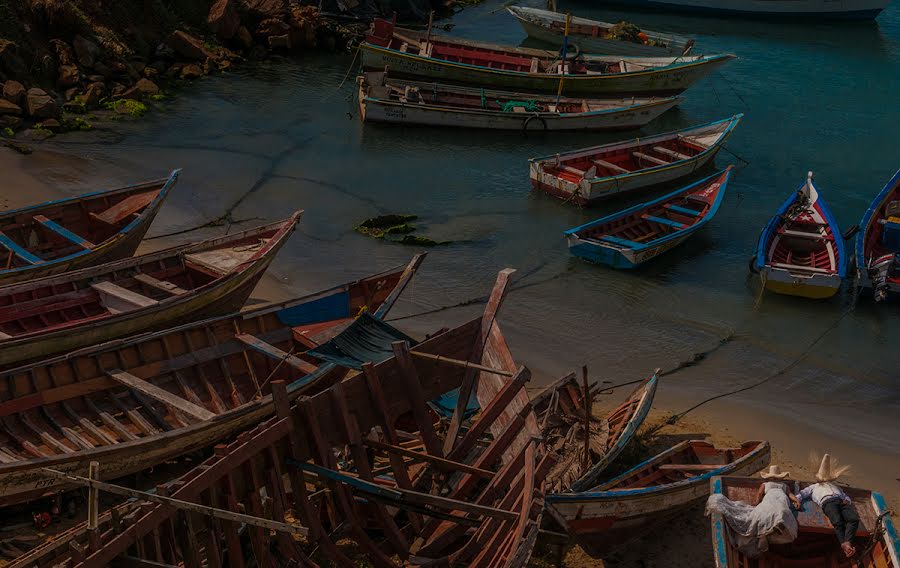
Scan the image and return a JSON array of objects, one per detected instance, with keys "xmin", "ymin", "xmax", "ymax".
[
  {"xmin": 424, "ymin": 11, "xmax": 435, "ymax": 55},
  {"xmin": 582, "ymin": 365, "xmax": 591, "ymax": 472},
  {"xmin": 88, "ymin": 460, "xmax": 100, "ymax": 551}
]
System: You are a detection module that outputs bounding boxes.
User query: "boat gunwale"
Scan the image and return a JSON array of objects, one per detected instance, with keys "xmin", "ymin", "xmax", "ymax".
[{"xmin": 855, "ymin": 167, "xmax": 900, "ymax": 283}]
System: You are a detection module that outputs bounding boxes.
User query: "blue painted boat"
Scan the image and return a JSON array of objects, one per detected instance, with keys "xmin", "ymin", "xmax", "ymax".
[
  {"xmin": 710, "ymin": 476, "xmax": 900, "ymax": 568},
  {"xmin": 590, "ymin": 0, "xmax": 889, "ymax": 21},
  {"xmin": 855, "ymin": 168, "xmax": 900, "ymax": 302},
  {"xmin": 565, "ymin": 167, "xmax": 732, "ymax": 269},
  {"xmin": 754, "ymin": 172, "xmax": 848, "ymax": 299}
]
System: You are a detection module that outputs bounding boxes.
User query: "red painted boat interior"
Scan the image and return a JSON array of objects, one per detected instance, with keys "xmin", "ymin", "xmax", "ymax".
[
  {"xmin": 0, "ymin": 183, "xmax": 166, "ymax": 269},
  {"xmin": 863, "ymin": 179, "xmax": 900, "ymax": 285},
  {"xmin": 764, "ymin": 201, "xmax": 839, "ymax": 274}
]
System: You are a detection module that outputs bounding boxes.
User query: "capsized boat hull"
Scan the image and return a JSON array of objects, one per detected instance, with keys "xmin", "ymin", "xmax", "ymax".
[{"xmin": 591, "ymin": 0, "xmax": 888, "ymax": 20}]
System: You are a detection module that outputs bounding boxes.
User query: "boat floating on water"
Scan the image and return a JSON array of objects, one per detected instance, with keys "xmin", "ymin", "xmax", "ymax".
[
  {"xmin": 855, "ymin": 168, "xmax": 900, "ymax": 302},
  {"xmin": 754, "ymin": 172, "xmax": 848, "ymax": 300},
  {"xmin": 507, "ymin": 6, "xmax": 694, "ymax": 57},
  {"xmin": 361, "ymin": 17, "xmax": 735, "ymax": 96},
  {"xmin": 710, "ymin": 476, "xmax": 900, "ymax": 567},
  {"xmin": 529, "ymin": 115, "xmax": 742, "ymax": 204},
  {"xmin": 357, "ymin": 71, "xmax": 681, "ymax": 131},
  {"xmin": 0, "ymin": 170, "xmax": 178, "ymax": 285},
  {"xmin": 589, "ymin": 0, "xmax": 890, "ymax": 21},
  {"xmin": 565, "ymin": 167, "xmax": 733, "ymax": 269},
  {"xmin": 548, "ymin": 440, "xmax": 771, "ymax": 557}
]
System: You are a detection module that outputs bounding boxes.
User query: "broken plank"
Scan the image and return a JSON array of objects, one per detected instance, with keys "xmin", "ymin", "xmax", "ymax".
[
  {"xmin": 235, "ymin": 334, "xmax": 318, "ymax": 374},
  {"xmin": 133, "ymin": 273, "xmax": 188, "ymax": 295},
  {"xmin": 107, "ymin": 370, "xmax": 215, "ymax": 421}
]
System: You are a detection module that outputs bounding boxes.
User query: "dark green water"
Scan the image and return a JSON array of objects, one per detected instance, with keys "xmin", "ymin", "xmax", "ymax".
[{"xmin": 37, "ymin": 1, "xmax": 899, "ymax": 461}]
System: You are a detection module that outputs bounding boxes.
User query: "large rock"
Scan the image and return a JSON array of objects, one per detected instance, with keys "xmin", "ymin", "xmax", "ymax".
[
  {"xmin": 208, "ymin": 0, "xmax": 241, "ymax": 41},
  {"xmin": 58, "ymin": 64, "xmax": 81, "ymax": 88},
  {"xmin": 0, "ymin": 99, "xmax": 22, "ymax": 116},
  {"xmin": 236, "ymin": 26, "xmax": 254, "ymax": 49},
  {"xmin": 82, "ymin": 82, "xmax": 105, "ymax": 108},
  {"xmin": 166, "ymin": 31, "xmax": 217, "ymax": 61},
  {"xmin": 257, "ymin": 18, "xmax": 291, "ymax": 38},
  {"xmin": 49, "ymin": 39, "xmax": 76, "ymax": 66},
  {"xmin": 240, "ymin": 0, "xmax": 288, "ymax": 19},
  {"xmin": 73, "ymin": 35, "xmax": 100, "ymax": 68},
  {"xmin": 0, "ymin": 41, "xmax": 27, "ymax": 78},
  {"xmin": 26, "ymin": 88, "xmax": 59, "ymax": 118},
  {"xmin": 2, "ymin": 80, "xmax": 25, "ymax": 105},
  {"xmin": 180, "ymin": 64, "xmax": 203, "ymax": 80},
  {"xmin": 121, "ymin": 78, "xmax": 160, "ymax": 100},
  {"xmin": 0, "ymin": 115, "xmax": 22, "ymax": 129}
]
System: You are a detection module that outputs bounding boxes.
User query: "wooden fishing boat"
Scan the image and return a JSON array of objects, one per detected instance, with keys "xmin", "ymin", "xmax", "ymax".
[
  {"xmin": 0, "ymin": 213, "xmax": 300, "ymax": 370},
  {"xmin": 591, "ymin": 0, "xmax": 889, "ymax": 21},
  {"xmin": 530, "ymin": 115, "xmax": 741, "ymax": 204},
  {"xmin": 754, "ymin": 172, "xmax": 847, "ymax": 300},
  {"xmin": 566, "ymin": 167, "xmax": 732, "ymax": 269},
  {"xmin": 534, "ymin": 371, "xmax": 658, "ymax": 493},
  {"xmin": 0, "ymin": 170, "xmax": 178, "ymax": 285},
  {"xmin": 547, "ymin": 441, "xmax": 770, "ymax": 557},
  {"xmin": 855, "ymin": 168, "xmax": 900, "ymax": 302},
  {"xmin": 507, "ymin": 6, "xmax": 694, "ymax": 57},
  {"xmin": 358, "ymin": 71, "xmax": 680, "ymax": 131},
  {"xmin": 10, "ymin": 270, "xmax": 551, "ymax": 568},
  {"xmin": 710, "ymin": 476, "xmax": 899, "ymax": 568},
  {"xmin": 0, "ymin": 255, "xmax": 425, "ymax": 506},
  {"xmin": 361, "ymin": 17, "xmax": 734, "ymax": 96}
]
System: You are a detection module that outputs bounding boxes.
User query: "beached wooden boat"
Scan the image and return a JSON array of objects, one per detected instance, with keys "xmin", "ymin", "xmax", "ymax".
[
  {"xmin": 855, "ymin": 168, "xmax": 900, "ymax": 302},
  {"xmin": 530, "ymin": 115, "xmax": 741, "ymax": 204},
  {"xmin": 0, "ymin": 214, "xmax": 300, "ymax": 370},
  {"xmin": 0, "ymin": 255, "xmax": 424, "ymax": 506},
  {"xmin": 754, "ymin": 172, "xmax": 847, "ymax": 300},
  {"xmin": 591, "ymin": 0, "xmax": 889, "ymax": 20},
  {"xmin": 358, "ymin": 72, "xmax": 680, "ymax": 131},
  {"xmin": 0, "ymin": 170, "xmax": 178, "ymax": 286},
  {"xmin": 507, "ymin": 6, "xmax": 694, "ymax": 57},
  {"xmin": 10, "ymin": 270, "xmax": 551, "ymax": 568},
  {"xmin": 566, "ymin": 167, "xmax": 732, "ymax": 269},
  {"xmin": 534, "ymin": 372, "xmax": 658, "ymax": 493},
  {"xmin": 710, "ymin": 476, "xmax": 899, "ymax": 568},
  {"xmin": 361, "ymin": 18, "xmax": 734, "ymax": 96},
  {"xmin": 548, "ymin": 441, "xmax": 770, "ymax": 557}
]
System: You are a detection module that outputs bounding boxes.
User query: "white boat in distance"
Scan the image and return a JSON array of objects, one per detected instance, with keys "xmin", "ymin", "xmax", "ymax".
[{"xmin": 590, "ymin": 0, "xmax": 890, "ymax": 21}]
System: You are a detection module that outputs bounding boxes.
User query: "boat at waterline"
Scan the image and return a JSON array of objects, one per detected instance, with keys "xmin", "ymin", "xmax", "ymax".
[
  {"xmin": 547, "ymin": 441, "xmax": 770, "ymax": 557},
  {"xmin": 0, "ymin": 214, "xmax": 300, "ymax": 369},
  {"xmin": 357, "ymin": 72, "xmax": 680, "ymax": 131},
  {"xmin": 565, "ymin": 167, "xmax": 732, "ymax": 269},
  {"xmin": 0, "ymin": 256, "xmax": 424, "ymax": 506},
  {"xmin": 754, "ymin": 172, "xmax": 847, "ymax": 299},
  {"xmin": 507, "ymin": 6, "xmax": 694, "ymax": 57},
  {"xmin": 361, "ymin": 17, "xmax": 734, "ymax": 96},
  {"xmin": 855, "ymin": 168, "xmax": 900, "ymax": 302},
  {"xmin": 590, "ymin": 0, "xmax": 889, "ymax": 21},
  {"xmin": 710, "ymin": 476, "xmax": 899, "ymax": 568},
  {"xmin": 0, "ymin": 170, "xmax": 178, "ymax": 285},
  {"xmin": 529, "ymin": 115, "xmax": 742, "ymax": 204}
]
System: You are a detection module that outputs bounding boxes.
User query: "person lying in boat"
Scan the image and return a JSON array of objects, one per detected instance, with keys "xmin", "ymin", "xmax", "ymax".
[
  {"xmin": 705, "ymin": 465, "xmax": 801, "ymax": 557},
  {"xmin": 796, "ymin": 453, "xmax": 859, "ymax": 558}
]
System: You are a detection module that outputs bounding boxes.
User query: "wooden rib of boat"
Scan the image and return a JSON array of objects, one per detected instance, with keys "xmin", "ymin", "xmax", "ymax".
[
  {"xmin": 591, "ymin": 0, "xmax": 889, "ymax": 21},
  {"xmin": 0, "ymin": 213, "xmax": 301, "ymax": 370},
  {"xmin": 855, "ymin": 168, "xmax": 900, "ymax": 302},
  {"xmin": 358, "ymin": 71, "xmax": 680, "ymax": 131},
  {"xmin": 755, "ymin": 172, "xmax": 847, "ymax": 300},
  {"xmin": 11, "ymin": 270, "xmax": 550, "ymax": 568},
  {"xmin": 534, "ymin": 372, "xmax": 658, "ymax": 493},
  {"xmin": 0, "ymin": 170, "xmax": 178, "ymax": 285},
  {"xmin": 507, "ymin": 6, "xmax": 694, "ymax": 57},
  {"xmin": 566, "ymin": 167, "xmax": 732, "ymax": 269},
  {"xmin": 710, "ymin": 476, "xmax": 899, "ymax": 568},
  {"xmin": 0, "ymin": 255, "xmax": 425, "ymax": 506},
  {"xmin": 547, "ymin": 441, "xmax": 771, "ymax": 557},
  {"xmin": 361, "ymin": 17, "xmax": 734, "ymax": 96},
  {"xmin": 530, "ymin": 115, "xmax": 741, "ymax": 204}
]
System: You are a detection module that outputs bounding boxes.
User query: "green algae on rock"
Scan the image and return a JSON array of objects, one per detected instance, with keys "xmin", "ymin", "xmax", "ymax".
[{"xmin": 355, "ymin": 214, "xmax": 418, "ymax": 238}]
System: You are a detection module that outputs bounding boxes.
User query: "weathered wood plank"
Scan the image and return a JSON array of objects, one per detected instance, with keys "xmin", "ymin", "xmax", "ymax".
[
  {"xmin": 234, "ymin": 334, "xmax": 318, "ymax": 374},
  {"xmin": 107, "ymin": 370, "xmax": 215, "ymax": 422}
]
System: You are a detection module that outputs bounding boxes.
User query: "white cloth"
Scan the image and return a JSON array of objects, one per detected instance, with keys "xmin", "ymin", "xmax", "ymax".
[
  {"xmin": 706, "ymin": 482, "xmax": 799, "ymax": 558},
  {"xmin": 796, "ymin": 482, "xmax": 851, "ymax": 507}
]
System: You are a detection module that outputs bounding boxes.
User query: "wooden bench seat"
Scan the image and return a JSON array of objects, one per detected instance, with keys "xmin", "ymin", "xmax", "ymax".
[
  {"xmin": 33, "ymin": 215, "xmax": 95, "ymax": 250},
  {"xmin": 779, "ymin": 228, "xmax": 825, "ymax": 239},
  {"xmin": 0, "ymin": 232, "xmax": 43, "ymax": 265},
  {"xmin": 664, "ymin": 204, "xmax": 701, "ymax": 217},
  {"xmin": 235, "ymin": 334, "xmax": 319, "ymax": 374},
  {"xmin": 658, "ymin": 463, "xmax": 722, "ymax": 471},
  {"xmin": 134, "ymin": 273, "xmax": 188, "ymax": 296},
  {"xmin": 107, "ymin": 370, "xmax": 215, "ymax": 422},
  {"xmin": 654, "ymin": 146, "xmax": 691, "ymax": 161},
  {"xmin": 90, "ymin": 191, "xmax": 156, "ymax": 225},
  {"xmin": 90, "ymin": 281, "xmax": 159, "ymax": 313},
  {"xmin": 593, "ymin": 159, "xmax": 629, "ymax": 175},
  {"xmin": 770, "ymin": 262, "xmax": 830, "ymax": 274},
  {"xmin": 642, "ymin": 214, "xmax": 687, "ymax": 230},
  {"xmin": 598, "ymin": 235, "xmax": 643, "ymax": 248},
  {"xmin": 633, "ymin": 151, "xmax": 669, "ymax": 167}
]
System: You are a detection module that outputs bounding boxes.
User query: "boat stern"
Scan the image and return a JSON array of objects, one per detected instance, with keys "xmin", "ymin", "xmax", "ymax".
[{"xmin": 761, "ymin": 266, "xmax": 843, "ymax": 299}]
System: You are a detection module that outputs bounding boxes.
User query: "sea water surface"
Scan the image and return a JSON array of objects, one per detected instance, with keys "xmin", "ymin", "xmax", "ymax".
[{"xmin": 35, "ymin": 2, "xmax": 900, "ymax": 462}]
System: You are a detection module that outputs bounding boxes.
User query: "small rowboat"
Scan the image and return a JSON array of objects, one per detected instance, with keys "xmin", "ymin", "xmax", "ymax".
[
  {"xmin": 710, "ymin": 476, "xmax": 899, "ymax": 568},
  {"xmin": 565, "ymin": 167, "xmax": 732, "ymax": 269},
  {"xmin": 0, "ymin": 213, "xmax": 301, "ymax": 369},
  {"xmin": 754, "ymin": 172, "xmax": 848, "ymax": 299},
  {"xmin": 591, "ymin": 0, "xmax": 889, "ymax": 21},
  {"xmin": 855, "ymin": 168, "xmax": 900, "ymax": 302},
  {"xmin": 0, "ymin": 256, "xmax": 424, "ymax": 506},
  {"xmin": 507, "ymin": 6, "xmax": 694, "ymax": 57},
  {"xmin": 361, "ymin": 17, "xmax": 734, "ymax": 96},
  {"xmin": 357, "ymin": 72, "xmax": 680, "ymax": 131},
  {"xmin": 530, "ymin": 115, "xmax": 741, "ymax": 204},
  {"xmin": 547, "ymin": 441, "xmax": 771, "ymax": 557},
  {"xmin": 0, "ymin": 170, "xmax": 178, "ymax": 285}
]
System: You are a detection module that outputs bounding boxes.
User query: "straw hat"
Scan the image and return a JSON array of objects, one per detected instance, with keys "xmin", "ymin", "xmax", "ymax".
[
  {"xmin": 760, "ymin": 465, "xmax": 790, "ymax": 479},
  {"xmin": 815, "ymin": 453, "xmax": 851, "ymax": 483}
]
